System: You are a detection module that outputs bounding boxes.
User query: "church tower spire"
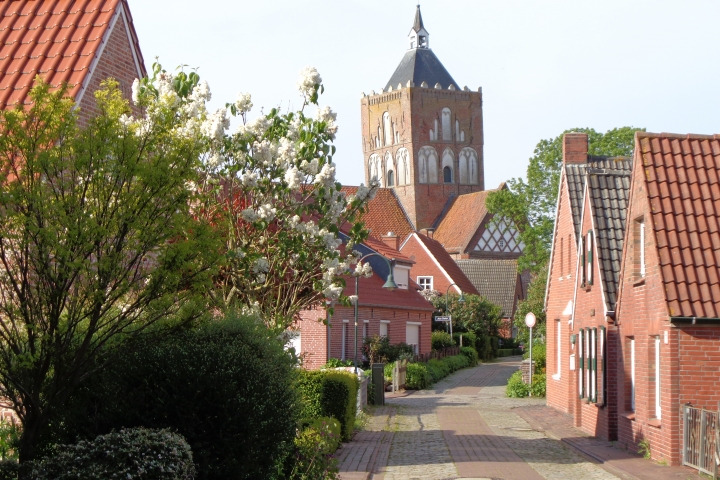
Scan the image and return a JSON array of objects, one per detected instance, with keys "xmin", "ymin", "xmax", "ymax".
[{"xmin": 409, "ymin": 5, "xmax": 429, "ymax": 49}]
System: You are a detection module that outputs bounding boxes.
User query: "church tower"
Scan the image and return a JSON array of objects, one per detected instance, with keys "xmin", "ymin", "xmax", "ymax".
[{"xmin": 360, "ymin": 5, "xmax": 485, "ymax": 230}]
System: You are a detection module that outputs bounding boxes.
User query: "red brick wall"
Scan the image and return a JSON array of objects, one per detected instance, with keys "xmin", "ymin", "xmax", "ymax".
[
  {"xmin": 678, "ymin": 327, "xmax": 720, "ymax": 410},
  {"xmin": 360, "ymin": 87, "xmax": 484, "ymax": 230},
  {"xmin": 546, "ymin": 173, "xmax": 580, "ymax": 416},
  {"xmin": 76, "ymin": 12, "xmax": 143, "ymax": 125},
  {"xmin": 399, "ymin": 234, "xmax": 457, "ymax": 294},
  {"xmin": 615, "ymin": 151, "xmax": 679, "ymax": 464},
  {"xmin": 297, "ymin": 307, "xmax": 329, "ymax": 370}
]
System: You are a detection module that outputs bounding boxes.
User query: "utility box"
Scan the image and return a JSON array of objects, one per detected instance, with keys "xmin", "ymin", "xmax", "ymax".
[{"xmin": 372, "ymin": 363, "xmax": 385, "ymax": 406}]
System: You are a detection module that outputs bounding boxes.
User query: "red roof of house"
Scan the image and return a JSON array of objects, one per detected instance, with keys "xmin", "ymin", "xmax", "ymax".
[
  {"xmin": 406, "ymin": 232, "xmax": 479, "ymax": 295},
  {"xmin": 638, "ymin": 132, "xmax": 720, "ymax": 318},
  {"xmin": 342, "ymin": 269, "xmax": 433, "ymax": 311},
  {"xmin": 0, "ymin": 0, "xmax": 145, "ymax": 108},
  {"xmin": 361, "ymin": 234, "xmax": 414, "ymax": 265},
  {"xmin": 342, "ymin": 186, "xmax": 415, "ymax": 241},
  {"xmin": 433, "ymin": 189, "xmax": 492, "ymax": 253}
]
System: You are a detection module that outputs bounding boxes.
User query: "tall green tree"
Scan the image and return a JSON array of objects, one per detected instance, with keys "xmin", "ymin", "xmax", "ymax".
[
  {"xmin": 0, "ymin": 79, "xmax": 217, "ymax": 461},
  {"xmin": 429, "ymin": 294, "xmax": 502, "ymax": 337},
  {"xmin": 486, "ymin": 127, "xmax": 643, "ymax": 274}
]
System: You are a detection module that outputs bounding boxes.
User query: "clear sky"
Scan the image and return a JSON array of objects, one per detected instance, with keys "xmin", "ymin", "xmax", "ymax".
[{"xmin": 129, "ymin": 0, "xmax": 720, "ymax": 189}]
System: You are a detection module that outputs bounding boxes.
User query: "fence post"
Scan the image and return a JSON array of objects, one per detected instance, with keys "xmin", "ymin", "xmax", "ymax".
[{"xmin": 701, "ymin": 409, "xmax": 708, "ymax": 472}]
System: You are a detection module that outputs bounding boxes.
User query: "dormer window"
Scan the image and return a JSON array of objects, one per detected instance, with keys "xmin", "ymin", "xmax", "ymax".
[{"xmin": 418, "ymin": 35, "xmax": 427, "ymax": 48}]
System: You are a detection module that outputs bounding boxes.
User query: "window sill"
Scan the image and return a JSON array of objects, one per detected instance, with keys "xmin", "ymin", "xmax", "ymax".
[
  {"xmin": 622, "ymin": 411, "xmax": 636, "ymax": 421},
  {"xmin": 552, "ymin": 373, "xmax": 561, "ymax": 381},
  {"xmin": 648, "ymin": 418, "xmax": 661, "ymax": 428},
  {"xmin": 633, "ymin": 278, "xmax": 646, "ymax": 287}
]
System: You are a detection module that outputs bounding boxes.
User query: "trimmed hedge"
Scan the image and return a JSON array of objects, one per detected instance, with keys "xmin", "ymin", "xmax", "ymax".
[
  {"xmin": 475, "ymin": 335, "xmax": 493, "ymax": 361},
  {"xmin": 431, "ymin": 331, "xmax": 454, "ymax": 351},
  {"xmin": 523, "ymin": 344, "xmax": 547, "ymax": 369},
  {"xmin": 28, "ymin": 428, "xmax": 194, "ymax": 480},
  {"xmin": 453, "ymin": 331, "xmax": 477, "ymax": 348},
  {"xmin": 296, "ymin": 370, "xmax": 359, "ymax": 441},
  {"xmin": 460, "ymin": 346, "xmax": 479, "ymax": 365},
  {"xmin": 405, "ymin": 354, "xmax": 470, "ymax": 389},
  {"xmin": 406, "ymin": 363, "xmax": 432, "ymax": 390},
  {"xmin": 506, "ymin": 370, "xmax": 546, "ymax": 398},
  {"xmin": 498, "ymin": 348, "xmax": 519, "ymax": 357}
]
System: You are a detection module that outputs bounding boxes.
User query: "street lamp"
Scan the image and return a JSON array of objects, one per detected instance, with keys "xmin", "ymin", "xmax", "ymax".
[
  {"xmin": 354, "ymin": 252, "xmax": 398, "ymax": 373},
  {"xmin": 445, "ymin": 283, "xmax": 465, "ymax": 337}
]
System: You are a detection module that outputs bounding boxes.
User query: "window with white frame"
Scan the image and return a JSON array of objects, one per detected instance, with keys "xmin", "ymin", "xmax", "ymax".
[
  {"xmin": 380, "ymin": 321, "xmax": 389, "ymax": 339},
  {"xmin": 655, "ymin": 335, "xmax": 661, "ymax": 419},
  {"xmin": 578, "ymin": 329, "xmax": 584, "ymax": 398},
  {"xmin": 418, "ymin": 276, "xmax": 433, "ymax": 290},
  {"xmin": 629, "ymin": 337, "xmax": 636, "ymax": 411},
  {"xmin": 579, "ymin": 327, "xmax": 600, "ymax": 403},
  {"xmin": 555, "ymin": 319, "xmax": 561, "ymax": 377},
  {"xmin": 341, "ymin": 321, "xmax": 348, "ymax": 360},
  {"xmin": 586, "ymin": 230, "xmax": 594, "ymax": 286},
  {"xmin": 636, "ymin": 217, "xmax": 646, "ymax": 278}
]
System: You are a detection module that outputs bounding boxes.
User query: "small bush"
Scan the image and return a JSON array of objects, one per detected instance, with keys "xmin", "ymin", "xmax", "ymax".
[
  {"xmin": 523, "ymin": 343, "xmax": 546, "ymax": 369},
  {"xmin": 475, "ymin": 335, "xmax": 492, "ymax": 361},
  {"xmin": 362, "ymin": 336, "xmax": 415, "ymax": 364},
  {"xmin": 490, "ymin": 336, "xmax": 500, "ymax": 358},
  {"xmin": 431, "ymin": 331, "xmax": 454, "ymax": 351},
  {"xmin": 290, "ymin": 419, "xmax": 340, "ymax": 480},
  {"xmin": 27, "ymin": 428, "xmax": 194, "ymax": 480},
  {"xmin": 297, "ymin": 370, "xmax": 359, "ymax": 442},
  {"xmin": 497, "ymin": 348, "xmax": 516, "ymax": 357},
  {"xmin": 530, "ymin": 373, "xmax": 546, "ymax": 397},
  {"xmin": 460, "ymin": 346, "xmax": 478, "ymax": 365},
  {"xmin": 0, "ymin": 460, "xmax": 18, "ymax": 480},
  {"xmin": 383, "ymin": 363, "xmax": 394, "ymax": 384},
  {"xmin": 454, "ymin": 331, "xmax": 477, "ymax": 348},
  {"xmin": 427, "ymin": 358, "xmax": 450, "ymax": 381},
  {"xmin": 444, "ymin": 355, "xmax": 469, "ymax": 372},
  {"xmin": 506, "ymin": 370, "xmax": 529, "ymax": 397},
  {"xmin": 322, "ymin": 358, "xmax": 354, "ymax": 368},
  {"xmin": 405, "ymin": 363, "xmax": 431, "ymax": 389}
]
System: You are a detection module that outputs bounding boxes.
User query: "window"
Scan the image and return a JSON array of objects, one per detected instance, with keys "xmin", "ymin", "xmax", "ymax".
[
  {"xmin": 443, "ymin": 166, "xmax": 452, "ymax": 183},
  {"xmin": 418, "ymin": 276, "xmax": 433, "ymax": 290},
  {"xmin": 586, "ymin": 231, "xmax": 594, "ymax": 285},
  {"xmin": 560, "ymin": 237, "xmax": 564, "ymax": 277},
  {"xmin": 341, "ymin": 321, "xmax": 348, "ymax": 360},
  {"xmin": 578, "ymin": 329, "xmax": 584, "ymax": 398},
  {"xmin": 580, "ymin": 235, "xmax": 586, "ymax": 286},
  {"xmin": 380, "ymin": 321, "xmax": 389, "ymax": 339},
  {"xmin": 441, "ymin": 108, "xmax": 451, "ymax": 141},
  {"xmin": 655, "ymin": 336, "xmax": 661, "ymax": 419},
  {"xmin": 555, "ymin": 319, "xmax": 561, "ymax": 377},
  {"xmin": 635, "ymin": 217, "xmax": 646, "ymax": 278},
  {"xmin": 591, "ymin": 328, "xmax": 597, "ymax": 401},
  {"xmin": 387, "ymin": 170, "xmax": 394, "ymax": 187},
  {"xmin": 629, "ymin": 337, "xmax": 636, "ymax": 411},
  {"xmin": 406, "ymin": 323, "xmax": 420, "ymax": 354},
  {"xmin": 640, "ymin": 221, "xmax": 646, "ymax": 277}
]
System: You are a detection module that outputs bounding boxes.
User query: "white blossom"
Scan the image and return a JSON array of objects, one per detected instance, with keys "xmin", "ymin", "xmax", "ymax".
[
  {"xmin": 288, "ymin": 215, "xmax": 301, "ymax": 229},
  {"xmin": 323, "ymin": 284, "xmax": 343, "ymax": 301},
  {"xmin": 201, "ymin": 108, "xmax": 229, "ymax": 142},
  {"xmin": 284, "ymin": 167, "xmax": 303, "ymax": 191},
  {"xmin": 235, "ymin": 92, "xmax": 253, "ymax": 114},
  {"xmin": 313, "ymin": 163, "xmax": 336, "ymax": 188},
  {"xmin": 131, "ymin": 79, "xmax": 140, "ymax": 104},
  {"xmin": 300, "ymin": 158, "xmax": 319, "ymax": 175},
  {"xmin": 241, "ymin": 208, "xmax": 259, "ymax": 222},
  {"xmin": 190, "ymin": 80, "xmax": 211, "ymax": 103},
  {"xmin": 257, "ymin": 203, "xmax": 277, "ymax": 221},
  {"xmin": 348, "ymin": 295, "xmax": 358, "ymax": 305},
  {"xmin": 315, "ymin": 106, "xmax": 338, "ymax": 139},
  {"xmin": 277, "ymin": 138, "xmax": 296, "ymax": 168},
  {"xmin": 297, "ymin": 66, "xmax": 322, "ymax": 99},
  {"xmin": 241, "ymin": 171, "xmax": 258, "ymax": 188},
  {"xmin": 362, "ymin": 262, "xmax": 373, "ymax": 278},
  {"xmin": 252, "ymin": 257, "xmax": 270, "ymax": 274},
  {"xmin": 322, "ymin": 231, "xmax": 341, "ymax": 250}
]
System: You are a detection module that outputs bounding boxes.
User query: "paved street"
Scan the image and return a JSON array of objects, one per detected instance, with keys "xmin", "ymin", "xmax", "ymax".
[{"xmin": 337, "ymin": 357, "xmax": 627, "ymax": 480}]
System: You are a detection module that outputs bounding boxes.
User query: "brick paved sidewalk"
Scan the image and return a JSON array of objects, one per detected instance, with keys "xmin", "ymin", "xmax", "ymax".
[
  {"xmin": 336, "ymin": 406, "xmax": 396, "ymax": 480},
  {"xmin": 516, "ymin": 405, "xmax": 704, "ymax": 480}
]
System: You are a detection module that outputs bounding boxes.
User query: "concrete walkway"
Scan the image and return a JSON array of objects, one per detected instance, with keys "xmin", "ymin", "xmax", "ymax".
[{"xmin": 337, "ymin": 356, "xmax": 703, "ymax": 480}]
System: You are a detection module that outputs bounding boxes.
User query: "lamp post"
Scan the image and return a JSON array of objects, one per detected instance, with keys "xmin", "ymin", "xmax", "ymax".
[
  {"xmin": 354, "ymin": 253, "xmax": 398, "ymax": 374},
  {"xmin": 445, "ymin": 283, "xmax": 465, "ymax": 337}
]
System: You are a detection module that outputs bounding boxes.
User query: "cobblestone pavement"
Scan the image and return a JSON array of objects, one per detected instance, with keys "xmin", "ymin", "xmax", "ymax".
[{"xmin": 339, "ymin": 357, "xmax": 622, "ymax": 479}]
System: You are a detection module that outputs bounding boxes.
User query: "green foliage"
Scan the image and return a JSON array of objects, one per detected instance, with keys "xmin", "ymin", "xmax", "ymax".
[
  {"xmin": 460, "ymin": 346, "xmax": 479, "ymax": 365},
  {"xmin": 425, "ymin": 355, "xmax": 469, "ymax": 383},
  {"xmin": 454, "ymin": 331, "xmax": 477, "ymax": 348},
  {"xmin": 514, "ymin": 266, "xmax": 548, "ymax": 344},
  {"xmin": 523, "ymin": 343, "xmax": 547, "ymax": 369},
  {"xmin": 431, "ymin": 331, "xmax": 455, "ymax": 351},
  {"xmin": 289, "ymin": 417, "xmax": 341, "ymax": 480},
  {"xmin": 506, "ymin": 371, "xmax": 546, "ymax": 398},
  {"xmin": 490, "ymin": 336, "xmax": 500, "ymax": 358},
  {"xmin": 405, "ymin": 363, "xmax": 431, "ymax": 390},
  {"xmin": 297, "ymin": 370, "xmax": 359, "ymax": 442},
  {"xmin": 27, "ymin": 428, "xmax": 194, "ymax": 480},
  {"xmin": 322, "ymin": 359, "xmax": 354, "ymax": 368},
  {"xmin": 383, "ymin": 363, "xmax": 394, "ymax": 383},
  {"xmin": 0, "ymin": 420, "xmax": 19, "ymax": 461},
  {"xmin": 475, "ymin": 335, "xmax": 493, "ymax": 361},
  {"xmin": 40, "ymin": 313, "xmax": 299, "ymax": 480},
  {"xmin": 497, "ymin": 349, "xmax": 517, "ymax": 357},
  {"xmin": 486, "ymin": 127, "xmax": 643, "ymax": 273},
  {"xmin": 0, "ymin": 460, "xmax": 18, "ymax": 480},
  {"xmin": 431, "ymin": 294, "xmax": 503, "ymax": 338},
  {"xmin": 362, "ymin": 335, "xmax": 414, "ymax": 364},
  {"xmin": 638, "ymin": 438, "xmax": 651, "ymax": 459}
]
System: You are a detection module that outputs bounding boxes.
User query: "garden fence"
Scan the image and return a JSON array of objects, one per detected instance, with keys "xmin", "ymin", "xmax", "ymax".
[
  {"xmin": 412, "ymin": 346, "xmax": 460, "ymax": 363},
  {"xmin": 683, "ymin": 404, "xmax": 719, "ymax": 478}
]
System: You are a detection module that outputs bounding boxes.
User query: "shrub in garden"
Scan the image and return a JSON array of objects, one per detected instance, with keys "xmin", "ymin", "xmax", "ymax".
[
  {"xmin": 453, "ymin": 331, "xmax": 477, "ymax": 349},
  {"xmin": 530, "ymin": 373, "xmax": 547, "ymax": 397},
  {"xmin": 39, "ymin": 313, "xmax": 299, "ymax": 480},
  {"xmin": 290, "ymin": 417, "xmax": 341, "ymax": 480},
  {"xmin": 523, "ymin": 343, "xmax": 547, "ymax": 369},
  {"xmin": 460, "ymin": 346, "xmax": 479, "ymax": 365},
  {"xmin": 362, "ymin": 335, "xmax": 414, "ymax": 364},
  {"xmin": 296, "ymin": 370, "xmax": 359, "ymax": 442},
  {"xmin": 506, "ymin": 370, "xmax": 529, "ymax": 397},
  {"xmin": 405, "ymin": 363, "xmax": 431, "ymax": 390},
  {"xmin": 322, "ymin": 358, "xmax": 354, "ymax": 368},
  {"xmin": 0, "ymin": 460, "xmax": 18, "ymax": 480},
  {"xmin": 431, "ymin": 331, "xmax": 454, "ymax": 351},
  {"xmin": 27, "ymin": 428, "xmax": 194, "ymax": 480},
  {"xmin": 490, "ymin": 336, "xmax": 500, "ymax": 358},
  {"xmin": 475, "ymin": 335, "xmax": 492, "ymax": 361}
]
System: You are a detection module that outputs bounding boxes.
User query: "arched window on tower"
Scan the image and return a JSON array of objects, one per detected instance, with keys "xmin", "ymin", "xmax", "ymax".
[
  {"xmin": 442, "ymin": 148, "xmax": 454, "ymax": 183},
  {"xmin": 384, "ymin": 151, "xmax": 394, "ymax": 188},
  {"xmin": 418, "ymin": 146, "xmax": 438, "ymax": 184},
  {"xmin": 383, "ymin": 112, "xmax": 393, "ymax": 147},
  {"xmin": 396, "ymin": 148, "xmax": 410, "ymax": 185},
  {"xmin": 387, "ymin": 170, "xmax": 395, "ymax": 187},
  {"xmin": 368, "ymin": 153, "xmax": 383, "ymax": 186},
  {"xmin": 458, "ymin": 147, "xmax": 479, "ymax": 185},
  {"xmin": 441, "ymin": 108, "xmax": 452, "ymax": 141}
]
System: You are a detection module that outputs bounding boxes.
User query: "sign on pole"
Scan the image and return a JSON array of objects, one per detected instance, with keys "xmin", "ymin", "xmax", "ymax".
[
  {"xmin": 525, "ymin": 312, "xmax": 536, "ymax": 394},
  {"xmin": 435, "ymin": 316, "xmax": 451, "ymax": 322}
]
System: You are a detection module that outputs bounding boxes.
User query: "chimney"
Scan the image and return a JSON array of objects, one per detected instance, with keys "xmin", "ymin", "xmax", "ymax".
[
  {"xmin": 381, "ymin": 232, "xmax": 400, "ymax": 251},
  {"xmin": 563, "ymin": 133, "xmax": 588, "ymax": 164},
  {"xmin": 420, "ymin": 228, "xmax": 435, "ymax": 239}
]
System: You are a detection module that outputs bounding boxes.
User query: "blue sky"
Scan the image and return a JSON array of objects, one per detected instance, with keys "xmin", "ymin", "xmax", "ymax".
[{"xmin": 130, "ymin": 1, "xmax": 720, "ymax": 188}]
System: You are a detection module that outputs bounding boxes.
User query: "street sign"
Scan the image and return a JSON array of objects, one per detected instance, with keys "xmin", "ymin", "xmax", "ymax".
[
  {"xmin": 525, "ymin": 312, "xmax": 536, "ymax": 328},
  {"xmin": 435, "ymin": 316, "xmax": 451, "ymax": 322}
]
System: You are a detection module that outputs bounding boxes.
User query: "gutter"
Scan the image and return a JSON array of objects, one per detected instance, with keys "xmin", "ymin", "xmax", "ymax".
[{"xmin": 670, "ymin": 316, "xmax": 720, "ymax": 325}]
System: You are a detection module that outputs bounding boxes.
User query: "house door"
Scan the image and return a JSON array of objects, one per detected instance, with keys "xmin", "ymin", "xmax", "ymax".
[{"xmin": 406, "ymin": 324, "xmax": 419, "ymax": 354}]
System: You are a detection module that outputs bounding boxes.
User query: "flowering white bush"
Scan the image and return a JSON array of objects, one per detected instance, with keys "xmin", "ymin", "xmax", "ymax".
[{"xmin": 131, "ymin": 63, "xmax": 378, "ymax": 331}]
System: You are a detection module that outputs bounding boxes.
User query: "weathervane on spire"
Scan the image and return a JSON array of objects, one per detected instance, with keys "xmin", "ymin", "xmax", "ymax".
[{"xmin": 409, "ymin": 5, "xmax": 429, "ymax": 49}]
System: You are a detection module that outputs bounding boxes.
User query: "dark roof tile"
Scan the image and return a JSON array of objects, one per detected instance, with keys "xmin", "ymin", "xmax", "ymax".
[{"xmin": 456, "ymin": 259, "xmax": 522, "ymax": 317}]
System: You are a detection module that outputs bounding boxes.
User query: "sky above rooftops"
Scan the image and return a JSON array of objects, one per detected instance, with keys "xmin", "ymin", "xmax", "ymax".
[{"xmin": 129, "ymin": 0, "xmax": 720, "ymax": 189}]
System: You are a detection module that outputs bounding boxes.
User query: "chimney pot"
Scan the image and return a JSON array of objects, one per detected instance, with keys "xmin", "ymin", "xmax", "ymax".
[
  {"xmin": 563, "ymin": 133, "xmax": 589, "ymax": 165},
  {"xmin": 381, "ymin": 232, "xmax": 400, "ymax": 251}
]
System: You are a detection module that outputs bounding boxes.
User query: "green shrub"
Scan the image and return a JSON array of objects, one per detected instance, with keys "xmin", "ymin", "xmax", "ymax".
[
  {"xmin": 475, "ymin": 335, "xmax": 492, "ymax": 361},
  {"xmin": 497, "ymin": 348, "xmax": 516, "ymax": 357},
  {"xmin": 297, "ymin": 370, "xmax": 359, "ymax": 442},
  {"xmin": 322, "ymin": 358, "xmax": 354, "ymax": 368},
  {"xmin": 523, "ymin": 343, "xmax": 547, "ymax": 369},
  {"xmin": 431, "ymin": 331, "xmax": 454, "ymax": 351},
  {"xmin": 362, "ymin": 335, "xmax": 415, "ymax": 364},
  {"xmin": 506, "ymin": 370, "xmax": 529, "ymax": 397},
  {"xmin": 28, "ymin": 428, "xmax": 194, "ymax": 480},
  {"xmin": 290, "ymin": 419, "xmax": 340, "ymax": 480},
  {"xmin": 460, "ymin": 346, "xmax": 478, "ymax": 365},
  {"xmin": 490, "ymin": 336, "xmax": 500, "ymax": 358},
  {"xmin": 384, "ymin": 363, "xmax": 394, "ymax": 383},
  {"xmin": 39, "ymin": 313, "xmax": 299, "ymax": 480},
  {"xmin": 405, "ymin": 363, "xmax": 431, "ymax": 389},
  {"xmin": 454, "ymin": 331, "xmax": 477, "ymax": 348},
  {"xmin": 530, "ymin": 373, "xmax": 546, "ymax": 397},
  {"xmin": 0, "ymin": 460, "xmax": 18, "ymax": 480},
  {"xmin": 427, "ymin": 358, "xmax": 450, "ymax": 381},
  {"xmin": 444, "ymin": 355, "xmax": 469, "ymax": 372}
]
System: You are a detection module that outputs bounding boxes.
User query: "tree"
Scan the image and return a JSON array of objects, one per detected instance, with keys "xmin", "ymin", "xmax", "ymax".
[
  {"xmin": 513, "ymin": 265, "xmax": 548, "ymax": 344},
  {"xmin": 430, "ymin": 294, "xmax": 502, "ymax": 337},
  {"xmin": 486, "ymin": 127, "xmax": 643, "ymax": 273},
  {"xmin": 185, "ymin": 66, "xmax": 376, "ymax": 332},
  {"xmin": 0, "ymin": 79, "xmax": 217, "ymax": 461}
]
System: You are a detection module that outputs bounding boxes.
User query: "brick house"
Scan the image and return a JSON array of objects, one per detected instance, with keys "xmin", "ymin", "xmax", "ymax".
[
  {"xmin": 297, "ymin": 234, "xmax": 434, "ymax": 370},
  {"xmin": 0, "ymin": 0, "xmax": 146, "ymax": 122},
  {"xmin": 613, "ymin": 132, "xmax": 720, "ymax": 464}
]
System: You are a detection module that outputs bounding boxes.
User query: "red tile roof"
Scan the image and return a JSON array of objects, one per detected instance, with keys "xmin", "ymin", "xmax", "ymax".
[
  {"xmin": 638, "ymin": 132, "xmax": 720, "ymax": 318},
  {"xmin": 408, "ymin": 232, "xmax": 479, "ymax": 295},
  {"xmin": 342, "ymin": 269, "xmax": 433, "ymax": 311},
  {"xmin": 0, "ymin": 0, "xmax": 145, "ymax": 108},
  {"xmin": 361, "ymin": 234, "xmax": 414, "ymax": 265},
  {"xmin": 433, "ymin": 190, "xmax": 492, "ymax": 253},
  {"xmin": 342, "ymin": 187, "xmax": 415, "ymax": 241}
]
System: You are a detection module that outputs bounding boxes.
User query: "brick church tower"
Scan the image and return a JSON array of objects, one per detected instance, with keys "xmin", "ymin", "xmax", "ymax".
[{"xmin": 360, "ymin": 6, "xmax": 485, "ymax": 230}]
